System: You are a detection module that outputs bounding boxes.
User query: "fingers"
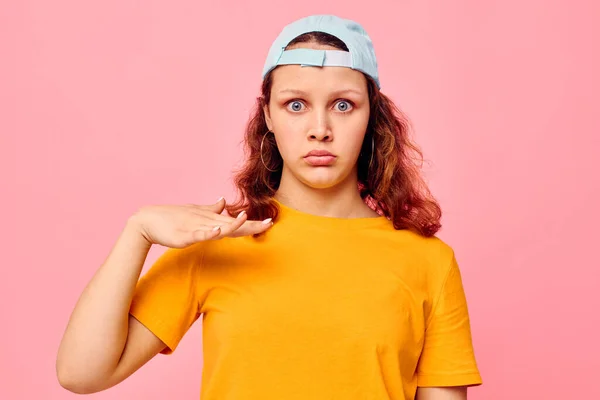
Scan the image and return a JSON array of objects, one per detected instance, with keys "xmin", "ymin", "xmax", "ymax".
[
  {"xmin": 203, "ymin": 213, "xmax": 274, "ymax": 239},
  {"xmin": 188, "ymin": 199, "xmax": 246, "ymax": 224},
  {"xmin": 190, "ymin": 211, "xmax": 241, "ymax": 242},
  {"xmin": 229, "ymin": 218, "xmax": 274, "ymax": 238},
  {"xmin": 186, "ymin": 198, "xmax": 275, "ymax": 239},
  {"xmin": 194, "ymin": 210, "xmax": 238, "ymax": 224},
  {"xmin": 210, "ymin": 210, "xmax": 249, "ymax": 238},
  {"xmin": 191, "ymin": 226, "xmax": 222, "ymax": 242}
]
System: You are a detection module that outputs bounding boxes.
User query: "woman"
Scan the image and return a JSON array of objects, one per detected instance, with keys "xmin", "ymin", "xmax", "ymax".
[{"xmin": 56, "ymin": 14, "xmax": 482, "ymax": 400}]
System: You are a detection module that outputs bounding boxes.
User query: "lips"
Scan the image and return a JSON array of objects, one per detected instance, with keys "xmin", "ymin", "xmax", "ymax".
[
  {"xmin": 305, "ymin": 149, "xmax": 335, "ymax": 157},
  {"xmin": 304, "ymin": 149, "xmax": 336, "ymax": 166}
]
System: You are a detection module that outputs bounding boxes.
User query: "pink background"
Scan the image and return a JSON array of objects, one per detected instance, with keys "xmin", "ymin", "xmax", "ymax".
[{"xmin": 1, "ymin": 1, "xmax": 599, "ymax": 399}]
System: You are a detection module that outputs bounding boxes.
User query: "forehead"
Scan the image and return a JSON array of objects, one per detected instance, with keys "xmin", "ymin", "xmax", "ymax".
[{"xmin": 270, "ymin": 64, "xmax": 368, "ymax": 96}]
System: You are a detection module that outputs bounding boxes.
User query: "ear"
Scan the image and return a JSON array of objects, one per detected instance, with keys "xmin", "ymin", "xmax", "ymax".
[{"xmin": 263, "ymin": 103, "xmax": 273, "ymax": 131}]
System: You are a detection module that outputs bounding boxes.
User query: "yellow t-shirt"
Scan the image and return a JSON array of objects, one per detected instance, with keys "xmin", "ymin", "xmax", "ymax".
[{"xmin": 129, "ymin": 200, "xmax": 482, "ymax": 399}]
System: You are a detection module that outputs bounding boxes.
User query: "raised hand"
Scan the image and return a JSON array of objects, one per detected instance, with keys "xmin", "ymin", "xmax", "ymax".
[{"xmin": 130, "ymin": 197, "xmax": 273, "ymax": 248}]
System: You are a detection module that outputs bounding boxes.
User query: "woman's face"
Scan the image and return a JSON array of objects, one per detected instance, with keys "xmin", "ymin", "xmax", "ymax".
[{"xmin": 263, "ymin": 43, "xmax": 370, "ymax": 191}]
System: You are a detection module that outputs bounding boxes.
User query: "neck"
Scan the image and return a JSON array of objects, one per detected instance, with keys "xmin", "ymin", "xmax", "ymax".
[{"xmin": 274, "ymin": 166, "xmax": 377, "ymax": 219}]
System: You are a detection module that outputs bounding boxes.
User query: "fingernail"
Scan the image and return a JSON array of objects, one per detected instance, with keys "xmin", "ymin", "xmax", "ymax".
[
  {"xmin": 213, "ymin": 225, "xmax": 221, "ymax": 231},
  {"xmin": 262, "ymin": 218, "xmax": 272, "ymax": 225},
  {"xmin": 237, "ymin": 211, "xmax": 246, "ymax": 218},
  {"xmin": 216, "ymin": 196, "xmax": 224, "ymax": 202}
]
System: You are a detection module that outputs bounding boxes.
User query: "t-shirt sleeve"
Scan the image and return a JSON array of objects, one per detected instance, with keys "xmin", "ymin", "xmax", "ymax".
[
  {"xmin": 416, "ymin": 252, "xmax": 483, "ymax": 387},
  {"xmin": 129, "ymin": 244, "xmax": 203, "ymax": 355}
]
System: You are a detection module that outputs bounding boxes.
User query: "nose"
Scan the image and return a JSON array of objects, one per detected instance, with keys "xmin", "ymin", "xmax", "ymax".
[{"xmin": 307, "ymin": 109, "xmax": 333, "ymax": 142}]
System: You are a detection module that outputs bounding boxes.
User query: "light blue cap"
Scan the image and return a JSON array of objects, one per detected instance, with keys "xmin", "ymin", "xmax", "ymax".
[{"xmin": 262, "ymin": 15, "xmax": 381, "ymax": 89}]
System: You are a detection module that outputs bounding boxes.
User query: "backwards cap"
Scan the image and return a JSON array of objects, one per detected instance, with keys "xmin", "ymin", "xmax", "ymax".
[{"xmin": 261, "ymin": 14, "xmax": 381, "ymax": 89}]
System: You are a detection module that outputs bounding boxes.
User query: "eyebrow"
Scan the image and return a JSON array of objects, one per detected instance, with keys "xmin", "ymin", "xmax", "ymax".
[{"xmin": 277, "ymin": 88, "xmax": 364, "ymax": 97}]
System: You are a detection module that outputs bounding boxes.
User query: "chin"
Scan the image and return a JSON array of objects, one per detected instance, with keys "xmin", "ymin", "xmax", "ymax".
[
  {"xmin": 302, "ymin": 180, "xmax": 339, "ymax": 190},
  {"xmin": 280, "ymin": 162, "xmax": 357, "ymax": 190},
  {"xmin": 296, "ymin": 168, "xmax": 351, "ymax": 190}
]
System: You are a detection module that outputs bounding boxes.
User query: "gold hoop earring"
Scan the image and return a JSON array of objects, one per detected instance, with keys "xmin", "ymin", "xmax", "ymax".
[
  {"xmin": 369, "ymin": 134, "xmax": 375, "ymax": 170},
  {"xmin": 260, "ymin": 130, "xmax": 279, "ymax": 172}
]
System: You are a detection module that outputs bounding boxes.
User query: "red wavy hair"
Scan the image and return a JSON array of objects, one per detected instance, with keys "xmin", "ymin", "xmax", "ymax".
[{"xmin": 226, "ymin": 32, "xmax": 442, "ymax": 237}]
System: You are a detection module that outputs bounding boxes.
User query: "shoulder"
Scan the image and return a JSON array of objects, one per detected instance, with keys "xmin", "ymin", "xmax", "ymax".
[
  {"xmin": 416, "ymin": 233, "xmax": 455, "ymax": 267},
  {"xmin": 388, "ymin": 228, "xmax": 455, "ymax": 265},
  {"xmin": 384, "ymin": 228, "xmax": 457, "ymax": 283}
]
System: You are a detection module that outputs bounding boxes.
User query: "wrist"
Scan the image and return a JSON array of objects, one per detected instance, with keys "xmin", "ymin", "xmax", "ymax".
[{"xmin": 125, "ymin": 212, "xmax": 152, "ymax": 248}]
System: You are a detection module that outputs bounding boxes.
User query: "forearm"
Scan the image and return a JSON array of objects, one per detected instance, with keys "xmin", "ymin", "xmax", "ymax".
[{"xmin": 56, "ymin": 216, "xmax": 151, "ymax": 389}]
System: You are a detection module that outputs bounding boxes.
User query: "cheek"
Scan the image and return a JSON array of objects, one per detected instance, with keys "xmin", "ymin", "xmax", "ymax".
[
  {"xmin": 270, "ymin": 112, "xmax": 305, "ymax": 153},
  {"xmin": 273, "ymin": 129, "xmax": 304, "ymax": 159},
  {"xmin": 341, "ymin": 118, "xmax": 370, "ymax": 154},
  {"xmin": 345, "ymin": 132, "xmax": 368, "ymax": 157}
]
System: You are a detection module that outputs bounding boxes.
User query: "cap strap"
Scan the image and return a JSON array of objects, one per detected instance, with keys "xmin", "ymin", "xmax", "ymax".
[{"xmin": 276, "ymin": 48, "xmax": 353, "ymax": 68}]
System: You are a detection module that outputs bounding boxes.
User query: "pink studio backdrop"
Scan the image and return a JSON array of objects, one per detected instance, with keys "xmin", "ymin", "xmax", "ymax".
[{"xmin": 1, "ymin": 1, "xmax": 598, "ymax": 399}]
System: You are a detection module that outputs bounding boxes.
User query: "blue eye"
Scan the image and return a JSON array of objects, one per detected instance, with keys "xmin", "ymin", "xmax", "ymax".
[
  {"xmin": 336, "ymin": 100, "xmax": 352, "ymax": 112},
  {"xmin": 288, "ymin": 101, "xmax": 304, "ymax": 112}
]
